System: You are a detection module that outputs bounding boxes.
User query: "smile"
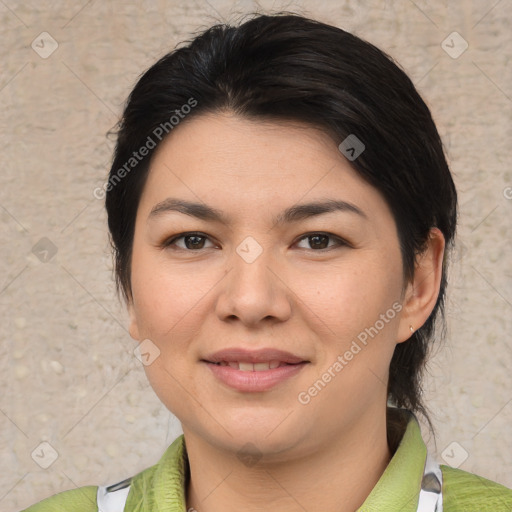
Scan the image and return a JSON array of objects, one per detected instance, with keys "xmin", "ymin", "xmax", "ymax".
[
  {"xmin": 203, "ymin": 360, "xmax": 309, "ymax": 392},
  {"xmin": 209, "ymin": 361, "xmax": 298, "ymax": 371}
]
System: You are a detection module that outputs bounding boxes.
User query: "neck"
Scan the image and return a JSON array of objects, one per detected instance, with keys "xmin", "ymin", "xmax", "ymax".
[{"xmin": 184, "ymin": 407, "xmax": 396, "ymax": 512}]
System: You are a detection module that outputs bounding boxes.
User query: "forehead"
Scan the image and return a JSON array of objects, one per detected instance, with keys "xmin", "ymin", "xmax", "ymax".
[
  {"xmin": 151, "ymin": 112, "xmax": 341, "ymax": 174},
  {"xmin": 137, "ymin": 112, "xmax": 392, "ymax": 228}
]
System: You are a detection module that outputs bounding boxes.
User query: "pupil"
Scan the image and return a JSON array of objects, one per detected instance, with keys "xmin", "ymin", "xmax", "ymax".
[
  {"xmin": 186, "ymin": 235, "xmax": 204, "ymax": 249},
  {"xmin": 310, "ymin": 234, "xmax": 328, "ymax": 249}
]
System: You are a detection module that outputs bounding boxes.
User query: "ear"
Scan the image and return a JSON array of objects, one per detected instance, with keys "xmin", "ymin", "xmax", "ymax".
[
  {"xmin": 397, "ymin": 228, "xmax": 446, "ymax": 343},
  {"xmin": 127, "ymin": 300, "xmax": 141, "ymax": 341}
]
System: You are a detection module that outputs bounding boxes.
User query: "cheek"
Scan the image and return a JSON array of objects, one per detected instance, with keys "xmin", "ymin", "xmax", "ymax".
[
  {"xmin": 131, "ymin": 250, "xmax": 215, "ymax": 340},
  {"xmin": 294, "ymin": 256, "xmax": 402, "ymax": 339}
]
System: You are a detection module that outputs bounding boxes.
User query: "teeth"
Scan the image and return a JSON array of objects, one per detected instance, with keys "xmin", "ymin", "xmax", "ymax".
[
  {"xmin": 214, "ymin": 360, "xmax": 284, "ymax": 371},
  {"xmin": 254, "ymin": 362, "xmax": 271, "ymax": 371}
]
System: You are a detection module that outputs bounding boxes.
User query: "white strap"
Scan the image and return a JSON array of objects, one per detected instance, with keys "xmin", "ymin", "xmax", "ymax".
[
  {"xmin": 417, "ymin": 450, "xmax": 443, "ymax": 512},
  {"xmin": 97, "ymin": 478, "xmax": 131, "ymax": 512}
]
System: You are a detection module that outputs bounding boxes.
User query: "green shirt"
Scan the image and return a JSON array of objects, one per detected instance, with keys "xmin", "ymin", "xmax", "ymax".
[{"xmin": 21, "ymin": 410, "xmax": 512, "ymax": 511}]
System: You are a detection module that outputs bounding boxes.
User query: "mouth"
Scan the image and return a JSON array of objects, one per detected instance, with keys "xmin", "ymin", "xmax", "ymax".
[
  {"xmin": 201, "ymin": 351, "xmax": 310, "ymax": 393},
  {"xmin": 205, "ymin": 360, "xmax": 303, "ymax": 371},
  {"xmin": 200, "ymin": 348, "xmax": 310, "ymax": 392},
  {"xmin": 202, "ymin": 347, "xmax": 308, "ymax": 365}
]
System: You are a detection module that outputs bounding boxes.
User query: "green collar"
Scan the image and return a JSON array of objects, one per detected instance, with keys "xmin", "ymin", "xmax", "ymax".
[
  {"xmin": 358, "ymin": 408, "xmax": 427, "ymax": 511},
  {"xmin": 126, "ymin": 408, "xmax": 427, "ymax": 512}
]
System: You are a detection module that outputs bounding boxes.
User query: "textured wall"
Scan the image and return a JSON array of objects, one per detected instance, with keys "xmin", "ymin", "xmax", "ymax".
[{"xmin": 1, "ymin": 1, "xmax": 511, "ymax": 510}]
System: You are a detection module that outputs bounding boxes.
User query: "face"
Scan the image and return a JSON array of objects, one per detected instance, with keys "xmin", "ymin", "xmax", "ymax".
[{"xmin": 128, "ymin": 112, "xmax": 412, "ymax": 460}]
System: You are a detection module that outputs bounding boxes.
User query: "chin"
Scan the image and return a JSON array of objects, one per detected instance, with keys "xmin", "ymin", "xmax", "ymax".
[{"xmin": 219, "ymin": 415, "xmax": 305, "ymax": 454}]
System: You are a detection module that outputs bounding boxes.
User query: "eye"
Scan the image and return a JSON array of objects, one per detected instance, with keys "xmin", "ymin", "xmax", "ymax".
[
  {"xmin": 162, "ymin": 231, "xmax": 349, "ymax": 252},
  {"xmin": 295, "ymin": 232, "xmax": 349, "ymax": 251},
  {"xmin": 163, "ymin": 232, "xmax": 216, "ymax": 250}
]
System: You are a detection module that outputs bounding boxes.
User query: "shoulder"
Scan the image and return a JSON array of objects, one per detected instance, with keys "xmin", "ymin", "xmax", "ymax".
[
  {"xmin": 20, "ymin": 485, "xmax": 98, "ymax": 512},
  {"xmin": 20, "ymin": 437, "xmax": 187, "ymax": 512},
  {"xmin": 441, "ymin": 464, "xmax": 512, "ymax": 511}
]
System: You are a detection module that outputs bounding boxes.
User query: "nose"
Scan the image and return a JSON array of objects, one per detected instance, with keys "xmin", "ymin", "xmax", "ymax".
[{"xmin": 214, "ymin": 239, "xmax": 292, "ymax": 327}]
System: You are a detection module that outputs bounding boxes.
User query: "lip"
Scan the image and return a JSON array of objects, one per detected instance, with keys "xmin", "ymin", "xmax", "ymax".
[
  {"xmin": 202, "ymin": 347, "xmax": 307, "ymax": 364},
  {"xmin": 203, "ymin": 361, "xmax": 308, "ymax": 392},
  {"xmin": 201, "ymin": 347, "xmax": 309, "ymax": 392}
]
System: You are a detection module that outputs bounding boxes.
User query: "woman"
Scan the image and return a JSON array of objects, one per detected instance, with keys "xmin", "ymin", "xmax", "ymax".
[{"xmin": 23, "ymin": 12, "xmax": 512, "ymax": 512}]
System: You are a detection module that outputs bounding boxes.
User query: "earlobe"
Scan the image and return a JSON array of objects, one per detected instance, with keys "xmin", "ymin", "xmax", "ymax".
[
  {"xmin": 127, "ymin": 302, "xmax": 140, "ymax": 341},
  {"xmin": 397, "ymin": 228, "xmax": 446, "ymax": 343}
]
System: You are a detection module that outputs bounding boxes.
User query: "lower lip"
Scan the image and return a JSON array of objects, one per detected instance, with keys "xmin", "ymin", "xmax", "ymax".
[{"xmin": 203, "ymin": 362, "xmax": 308, "ymax": 392}]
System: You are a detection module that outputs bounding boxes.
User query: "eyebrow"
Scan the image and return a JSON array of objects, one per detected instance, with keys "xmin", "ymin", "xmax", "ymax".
[{"xmin": 148, "ymin": 198, "xmax": 367, "ymax": 226}]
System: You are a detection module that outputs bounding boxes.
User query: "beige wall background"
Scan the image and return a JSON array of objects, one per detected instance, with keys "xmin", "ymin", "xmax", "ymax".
[{"xmin": 1, "ymin": 1, "xmax": 511, "ymax": 510}]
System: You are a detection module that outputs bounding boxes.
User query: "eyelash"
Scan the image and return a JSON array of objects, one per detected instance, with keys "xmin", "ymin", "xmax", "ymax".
[{"xmin": 161, "ymin": 231, "xmax": 350, "ymax": 252}]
